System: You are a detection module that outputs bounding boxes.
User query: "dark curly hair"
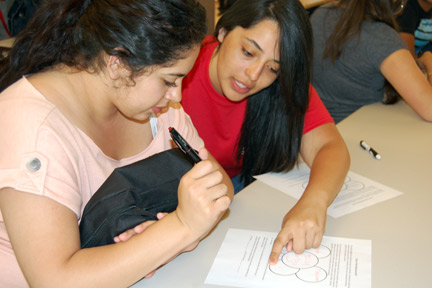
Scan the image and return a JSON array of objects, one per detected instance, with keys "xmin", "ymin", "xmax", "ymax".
[{"xmin": 0, "ymin": 0, "xmax": 207, "ymax": 92}]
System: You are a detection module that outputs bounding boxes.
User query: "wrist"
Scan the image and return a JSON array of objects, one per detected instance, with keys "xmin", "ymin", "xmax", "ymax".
[
  {"xmin": 162, "ymin": 211, "xmax": 200, "ymax": 245},
  {"xmin": 171, "ymin": 210, "xmax": 202, "ymax": 241},
  {"xmin": 301, "ymin": 181, "xmax": 338, "ymax": 205},
  {"xmin": 297, "ymin": 191, "xmax": 330, "ymax": 210}
]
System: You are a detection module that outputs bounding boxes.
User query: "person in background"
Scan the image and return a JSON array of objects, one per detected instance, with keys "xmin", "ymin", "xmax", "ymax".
[
  {"xmin": 397, "ymin": 0, "xmax": 432, "ymax": 59},
  {"xmin": 180, "ymin": 0, "xmax": 350, "ymax": 263},
  {"xmin": 0, "ymin": 0, "xmax": 233, "ymax": 287},
  {"xmin": 311, "ymin": 0, "xmax": 432, "ymax": 123}
]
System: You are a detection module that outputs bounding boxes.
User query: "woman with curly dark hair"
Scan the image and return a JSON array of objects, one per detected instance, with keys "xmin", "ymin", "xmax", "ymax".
[{"xmin": 0, "ymin": 0, "xmax": 233, "ymax": 286}]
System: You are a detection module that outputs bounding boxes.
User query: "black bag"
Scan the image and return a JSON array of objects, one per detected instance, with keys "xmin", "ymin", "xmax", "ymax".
[{"xmin": 79, "ymin": 148, "xmax": 194, "ymax": 248}]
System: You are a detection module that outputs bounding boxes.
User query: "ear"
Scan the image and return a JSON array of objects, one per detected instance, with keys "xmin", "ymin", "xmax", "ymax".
[
  {"xmin": 217, "ymin": 27, "xmax": 228, "ymax": 43},
  {"xmin": 106, "ymin": 55, "xmax": 127, "ymax": 80}
]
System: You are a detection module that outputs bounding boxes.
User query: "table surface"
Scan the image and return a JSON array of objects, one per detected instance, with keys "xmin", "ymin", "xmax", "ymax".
[{"xmin": 133, "ymin": 100, "xmax": 432, "ymax": 288}]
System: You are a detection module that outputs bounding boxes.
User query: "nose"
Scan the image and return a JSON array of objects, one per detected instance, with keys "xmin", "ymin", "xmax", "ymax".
[
  {"xmin": 164, "ymin": 84, "xmax": 182, "ymax": 103},
  {"xmin": 245, "ymin": 61, "xmax": 264, "ymax": 82}
]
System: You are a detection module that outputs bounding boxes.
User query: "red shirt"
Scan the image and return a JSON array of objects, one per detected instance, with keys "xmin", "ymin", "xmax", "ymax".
[{"xmin": 182, "ymin": 36, "xmax": 333, "ymax": 177}]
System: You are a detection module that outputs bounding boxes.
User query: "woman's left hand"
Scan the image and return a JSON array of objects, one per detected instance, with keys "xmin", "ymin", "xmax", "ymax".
[{"xmin": 267, "ymin": 122, "xmax": 349, "ymax": 265}]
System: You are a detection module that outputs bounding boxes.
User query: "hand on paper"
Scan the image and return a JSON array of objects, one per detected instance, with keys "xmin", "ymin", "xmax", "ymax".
[
  {"xmin": 268, "ymin": 198, "xmax": 327, "ymax": 265},
  {"xmin": 175, "ymin": 148, "xmax": 231, "ymax": 239}
]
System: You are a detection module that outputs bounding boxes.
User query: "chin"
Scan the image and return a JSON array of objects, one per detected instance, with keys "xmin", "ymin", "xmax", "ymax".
[
  {"xmin": 129, "ymin": 112, "xmax": 152, "ymax": 122},
  {"xmin": 224, "ymin": 86, "xmax": 252, "ymax": 102},
  {"xmin": 225, "ymin": 92, "xmax": 249, "ymax": 102}
]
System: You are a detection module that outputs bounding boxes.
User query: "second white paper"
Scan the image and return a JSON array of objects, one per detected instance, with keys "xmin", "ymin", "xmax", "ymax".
[{"xmin": 254, "ymin": 163, "xmax": 403, "ymax": 218}]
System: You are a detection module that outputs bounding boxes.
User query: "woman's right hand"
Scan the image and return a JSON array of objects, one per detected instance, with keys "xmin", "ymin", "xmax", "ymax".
[{"xmin": 175, "ymin": 147, "xmax": 231, "ymax": 239}]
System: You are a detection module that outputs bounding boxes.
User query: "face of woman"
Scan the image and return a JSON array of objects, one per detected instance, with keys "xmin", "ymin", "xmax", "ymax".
[
  {"xmin": 115, "ymin": 45, "xmax": 200, "ymax": 121},
  {"xmin": 210, "ymin": 19, "xmax": 280, "ymax": 102}
]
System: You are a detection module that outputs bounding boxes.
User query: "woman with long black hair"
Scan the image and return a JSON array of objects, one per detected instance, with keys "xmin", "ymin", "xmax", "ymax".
[{"xmin": 180, "ymin": 0, "xmax": 350, "ymax": 263}]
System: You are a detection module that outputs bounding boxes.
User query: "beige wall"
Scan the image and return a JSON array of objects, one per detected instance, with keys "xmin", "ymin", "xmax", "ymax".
[{"xmin": 198, "ymin": 0, "xmax": 215, "ymax": 35}]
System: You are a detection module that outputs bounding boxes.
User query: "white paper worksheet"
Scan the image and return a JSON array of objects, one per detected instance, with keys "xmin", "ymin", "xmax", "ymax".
[
  {"xmin": 254, "ymin": 163, "xmax": 403, "ymax": 218},
  {"xmin": 205, "ymin": 229, "xmax": 371, "ymax": 288}
]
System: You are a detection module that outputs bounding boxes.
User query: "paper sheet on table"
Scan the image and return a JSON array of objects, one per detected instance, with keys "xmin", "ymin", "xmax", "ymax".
[
  {"xmin": 254, "ymin": 163, "xmax": 402, "ymax": 218},
  {"xmin": 205, "ymin": 229, "xmax": 371, "ymax": 288}
]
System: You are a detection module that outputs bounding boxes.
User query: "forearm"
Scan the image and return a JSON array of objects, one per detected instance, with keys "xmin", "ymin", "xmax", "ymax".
[
  {"xmin": 33, "ymin": 212, "xmax": 197, "ymax": 288},
  {"xmin": 300, "ymin": 133, "xmax": 350, "ymax": 208},
  {"xmin": 268, "ymin": 126, "xmax": 349, "ymax": 258},
  {"xmin": 381, "ymin": 49, "xmax": 432, "ymax": 122}
]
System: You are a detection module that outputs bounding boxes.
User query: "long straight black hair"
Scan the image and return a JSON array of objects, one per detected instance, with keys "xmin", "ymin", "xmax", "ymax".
[
  {"xmin": 0, "ymin": 0, "xmax": 206, "ymax": 92},
  {"xmin": 215, "ymin": 0, "xmax": 312, "ymax": 184}
]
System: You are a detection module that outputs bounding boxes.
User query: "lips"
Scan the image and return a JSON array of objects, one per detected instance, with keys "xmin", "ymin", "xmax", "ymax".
[
  {"xmin": 152, "ymin": 106, "xmax": 164, "ymax": 114},
  {"xmin": 232, "ymin": 78, "xmax": 251, "ymax": 94}
]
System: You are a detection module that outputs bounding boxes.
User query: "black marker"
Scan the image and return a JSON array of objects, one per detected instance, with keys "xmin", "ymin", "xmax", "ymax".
[
  {"xmin": 360, "ymin": 140, "xmax": 381, "ymax": 160},
  {"xmin": 169, "ymin": 127, "xmax": 202, "ymax": 163}
]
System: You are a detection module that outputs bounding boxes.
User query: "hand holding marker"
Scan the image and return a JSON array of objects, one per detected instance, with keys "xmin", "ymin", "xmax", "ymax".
[{"xmin": 360, "ymin": 140, "xmax": 381, "ymax": 160}]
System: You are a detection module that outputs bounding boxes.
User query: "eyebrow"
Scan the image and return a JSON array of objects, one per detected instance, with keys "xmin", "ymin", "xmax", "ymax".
[{"xmin": 246, "ymin": 37, "xmax": 280, "ymax": 64}]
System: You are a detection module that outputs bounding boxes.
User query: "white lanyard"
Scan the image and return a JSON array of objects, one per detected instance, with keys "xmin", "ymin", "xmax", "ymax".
[{"xmin": 150, "ymin": 114, "xmax": 158, "ymax": 139}]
